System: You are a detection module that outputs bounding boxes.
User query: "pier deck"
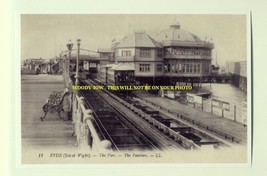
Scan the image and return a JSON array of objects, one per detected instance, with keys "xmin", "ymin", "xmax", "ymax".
[{"xmin": 21, "ymin": 75, "xmax": 76, "ymax": 163}]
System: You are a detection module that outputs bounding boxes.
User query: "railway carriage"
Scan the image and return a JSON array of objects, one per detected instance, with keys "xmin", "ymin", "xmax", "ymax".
[{"xmin": 98, "ymin": 63, "xmax": 135, "ymax": 86}]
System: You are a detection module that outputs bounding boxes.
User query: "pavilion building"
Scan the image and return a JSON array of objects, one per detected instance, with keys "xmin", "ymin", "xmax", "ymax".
[{"xmin": 98, "ymin": 22, "xmax": 214, "ymax": 86}]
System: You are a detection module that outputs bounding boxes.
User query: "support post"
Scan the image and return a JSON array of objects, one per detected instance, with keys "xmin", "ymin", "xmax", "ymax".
[
  {"xmin": 72, "ymin": 97, "xmax": 78, "ymax": 137},
  {"xmin": 234, "ymin": 105, "xmax": 236, "ymax": 122},
  {"xmin": 75, "ymin": 39, "xmax": 81, "ymax": 85},
  {"xmin": 211, "ymin": 101, "xmax": 213, "ymax": 114},
  {"xmin": 66, "ymin": 40, "xmax": 73, "ymax": 77},
  {"xmin": 201, "ymin": 98, "xmax": 203, "ymax": 111}
]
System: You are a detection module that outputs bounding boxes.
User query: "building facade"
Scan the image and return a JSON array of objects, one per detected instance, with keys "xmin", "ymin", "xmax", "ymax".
[
  {"xmin": 154, "ymin": 22, "xmax": 213, "ymax": 85},
  {"xmin": 98, "ymin": 22, "xmax": 214, "ymax": 86},
  {"xmin": 23, "ymin": 58, "xmax": 62, "ymax": 74}
]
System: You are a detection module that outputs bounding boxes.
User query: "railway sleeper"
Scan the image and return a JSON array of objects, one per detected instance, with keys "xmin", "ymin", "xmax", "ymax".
[
  {"xmin": 106, "ymin": 128, "xmax": 133, "ymax": 135},
  {"xmin": 96, "ymin": 114, "xmax": 116, "ymax": 119},
  {"xmin": 96, "ymin": 109, "xmax": 115, "ymax": 116},
  {"xmin": 143, "ymin": 110, "xmax": 159, "ymax": 116},
  {"xmin": 102, "ymin": 123, "xmax": 126, "ymax": 129},
  {"xmin": 180, "ymin": 132, "xmax": 202, "ymax": 143},
  {"xmin": 167, "ymin": 129, "xmax": 197, "ymax": 149},
  {"xmin": 115, "ymin": 144, "xmax": 151, "ymax": 150},
  {"xmin": 110, "ymin": 135, "xmax": 143, "ymax": 145},
  {"xmin": 153, "ymin": 116, "xmax": 172, "ymax": 127},
  {"xmin": 98, "ymin": 118, "xmax": 121, "ymax": 123},
  {"xmin": 134, "ymin": 104, "xmax": 148, "ymax": 110},
  {"xmin": 195, "ymin": 141, "xmax": 219, "ymax": 146},
  {"xmin": 171, "ymin": 127, "xmax": 192, "ymax": 133}
]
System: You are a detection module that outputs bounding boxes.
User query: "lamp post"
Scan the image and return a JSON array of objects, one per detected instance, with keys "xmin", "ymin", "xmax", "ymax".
[
  {"xmin": 75, "ymin": 39, "xmax": 81, "ymax": 85},
  {"xmin": 66, "ymin": 40, "xmax": 74, "ymax": 75}
]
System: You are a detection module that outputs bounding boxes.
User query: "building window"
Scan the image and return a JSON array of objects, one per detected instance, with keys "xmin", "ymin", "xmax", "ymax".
[
  {"xmin": 202, "ymin": 61, "xmax": 210, "ymax": 74},
  {"xmin": 175, "ymin": 63, "xmax": 179, "ymax": 73},
  {"xmin": 140, "ymin": 49, "xmax": 151, "ymax": 57},
  {"xmin": 167, "ymin": 64, "xmax": 170, "ymax": 72},
  {"xmin": 193, "ymin": 64, "xmax": 197, "ymax": 73},
  {"xmin": 156, "ymin": 64, "xmax": 162, "ymax": 72},
  {"xmin": 139, "ymin": 64, "xmax": 150, "ymax": 72},
  {"xmin": 182, "ymin": 64, "xmax": 185, "ymax": 73},
  {"xmin": 157, "ymin": 50, "xmax": 163, "ymax": 58},
  {"xmin": 171, "ymin": 65, "xmax": 175, "ymax": 72},
  {"xmin": 122, "ymin": 50, "xmax": 131, "ymax": 57},
  {"xmin": 186, "ymin": 64, "xmax": 190, "ymax": 73},
  {"xmin": 89, "ymin": 62, "xmax": 97, "ymax": 68},
  {"xmin": 207, "ymin": 63, "xmax": 211, "ymax": 73},
  {"xmin": 189, "ymin": 64, "xmax": 193, "ymax": 73},
  {"xmin": 197, "ymin": 64, "xmax": 200, "ymax": 73}
]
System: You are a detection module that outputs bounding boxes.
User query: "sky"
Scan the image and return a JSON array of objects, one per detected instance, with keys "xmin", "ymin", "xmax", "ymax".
[{"xmin": 21, "ymin": 14, "xmax": 247, "ymax": 66}]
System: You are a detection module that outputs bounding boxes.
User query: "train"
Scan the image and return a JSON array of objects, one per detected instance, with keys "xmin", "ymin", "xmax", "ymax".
[{"xmin": 97, "ymin": 63, "xmax": 136, "ymax": 86}]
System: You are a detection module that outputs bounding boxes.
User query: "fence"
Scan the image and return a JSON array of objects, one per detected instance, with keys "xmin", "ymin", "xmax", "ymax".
[{"xmin": 188, "ymin": 98, "xmax": 246, "ymax": 124}]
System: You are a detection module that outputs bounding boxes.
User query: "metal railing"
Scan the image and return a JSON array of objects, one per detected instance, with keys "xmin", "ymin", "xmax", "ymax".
[
  {"xmin": 164, "ymin": 54, "xmax": 212, "ymax": 59},
  {"xmin": 161, "ymin": 40, "xmax": 214, "ymax": 49}
]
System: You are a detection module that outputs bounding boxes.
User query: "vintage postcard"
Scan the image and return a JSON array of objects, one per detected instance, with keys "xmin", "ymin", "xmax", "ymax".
[{"xmin": 20, "ymin": 14, "xmax": 250, "ymax": 164}]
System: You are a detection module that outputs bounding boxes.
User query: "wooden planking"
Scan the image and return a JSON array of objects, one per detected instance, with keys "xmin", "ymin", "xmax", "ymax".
[{"xmin": 21, "ymin": 75, "xmax": 76, "ymax": 150}]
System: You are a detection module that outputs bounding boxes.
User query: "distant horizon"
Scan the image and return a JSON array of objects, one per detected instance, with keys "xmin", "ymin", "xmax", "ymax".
[{"xmin": 21, "ymin": 14, "xmax": 248, "ymax": 66}]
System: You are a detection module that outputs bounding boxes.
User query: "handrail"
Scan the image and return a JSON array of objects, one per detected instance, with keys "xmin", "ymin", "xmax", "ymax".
[
  {"xmin": 161, "ymin": 40, "xmax": 214, "ymax": 48},
  {"xmin": 72, "ymin": 94, "xmax": 112, "ymax": 151},
  {"xmin": 62, "ymin": 69, "xmax": 112, "ymax": 151}
]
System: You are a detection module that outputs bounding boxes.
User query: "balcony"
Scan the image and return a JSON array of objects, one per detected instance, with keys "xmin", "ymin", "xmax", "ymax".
[
  {"xmin": 164, "ymin": 54, "xmax": 212, "ymax": 60},
  {"xmin": 163, "ymin": 72, "xmax": 211, "ymax": 77},
  {"xmin": 161, "ymin": 40, "xmax": 214, "ymax": 49}
]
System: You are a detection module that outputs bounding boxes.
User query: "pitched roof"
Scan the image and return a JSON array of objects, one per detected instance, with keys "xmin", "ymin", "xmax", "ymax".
[
  {"xmin": 111, "ymin": 63, "xmax": 135, "ymax": 71},
  {"xmin": 154, "ymin": 23, "xmax": 214, "ymax": 48},
  {"xmin": 98, "ymin": 48, "xmax": 114, "ymax": 53},
  {"xmin": 116, "ymin": 31, "xmax": 162, "ymax": 48},
  {"xmin": 104, "ymin": 63, "xmax": 135, "ymax": 71}
]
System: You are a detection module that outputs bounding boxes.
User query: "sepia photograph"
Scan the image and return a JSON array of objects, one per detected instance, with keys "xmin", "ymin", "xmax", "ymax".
[{"xmin": 20, "ymin": 14, "xmax": 250, "ymax": 164}]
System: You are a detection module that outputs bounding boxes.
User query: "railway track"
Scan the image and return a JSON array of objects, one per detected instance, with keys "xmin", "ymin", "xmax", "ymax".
[
  {"xmin": 79, "ymin": 87, "xmax": 156, "ymax": 151},
  {"xmin": 131, "ymin": 92, "xmax": 246, "ymax": 145},
  {"xmin": 78, "ymin": 80, "xmax": 185, "ymax": 151},
  {"xmin": 77, "ymin": 78, "xmax": 232, "ymax": 151}
]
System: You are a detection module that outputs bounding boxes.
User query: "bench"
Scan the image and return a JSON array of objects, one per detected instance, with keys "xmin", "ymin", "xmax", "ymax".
[{"xmin": 40, "ymin": 90, "xmax": 70, "ymax": 121}]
